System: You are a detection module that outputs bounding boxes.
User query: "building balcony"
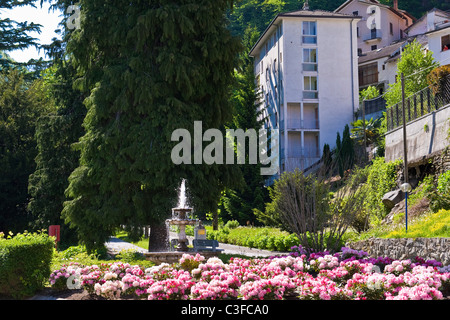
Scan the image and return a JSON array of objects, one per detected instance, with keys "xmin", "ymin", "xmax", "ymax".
[
  {"xmin": 286, "ymin": 118, "xmax": 319, "ymax": 130},
  {"xmin": 363, "ymin": 30, "xmax": 382, "ymax": 42},
  {"xmin": 303, "ymin": 91, "xmax": 318, "ymax": 100},
  {"xmin": 284, "ymin": 156, "xmax": 321, "ymax": 172},
  {"xmin": 286, "ymin": 147, "xmax": 320, "ymax": 159}
]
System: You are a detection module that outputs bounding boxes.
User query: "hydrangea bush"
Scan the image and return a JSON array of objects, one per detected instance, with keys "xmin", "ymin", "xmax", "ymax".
[{"xmin": 49, "ymin": 247, "xmax": 450, "ymax": 300}]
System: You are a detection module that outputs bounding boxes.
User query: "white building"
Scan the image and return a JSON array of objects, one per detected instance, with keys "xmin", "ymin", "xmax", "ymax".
[
  {"xmin": 406, "ymin": 8, "xmax": 450, "ymax": 67},
  {"xmin": 427, "ymin": 25, "xmax": 450, "ymax": 66},
  {"xmin": 249, "ymin": 7, "xmax": 360, "ymax": 175},
  {"xmin": 335, "ymin": 0, "xmax": 415, "ymax": 53}
]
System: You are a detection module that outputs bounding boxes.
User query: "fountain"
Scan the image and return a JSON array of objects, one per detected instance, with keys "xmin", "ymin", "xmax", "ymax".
[{"xmin": 143, "ymin": 179, "xmax": 219, "ymax": 264}]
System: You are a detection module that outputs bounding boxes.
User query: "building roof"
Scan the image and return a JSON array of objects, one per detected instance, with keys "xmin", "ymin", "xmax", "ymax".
[
  {"xmin": 249, "ymin": 9, "xmax": 361, "ymax": 57},
  {"xmin": 358, "ymin": 40, "xmax": 407, "ymax": 64},
  {"xmin": 335, "ymin": 0, "xmax": 416, "ymax": 21},
  {"xmin": 425, "ymin": 24, "xmax": 450, "ymax": 36},
  {"xmin": 358, "ymin": 34, "xmax": 429, "ymax": 64},
  {"xmin": 279, "ymin": 9, "xmax": 358, "ymax": 19},
  {"xmin": 405, "ymin": 8, "xmax": 450, "ymax": 34}
]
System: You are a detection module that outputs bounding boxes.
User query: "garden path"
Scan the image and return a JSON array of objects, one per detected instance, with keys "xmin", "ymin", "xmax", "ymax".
[{"xmin": 105, "ymin": 233, "xmax": 290, "ymax": 258}]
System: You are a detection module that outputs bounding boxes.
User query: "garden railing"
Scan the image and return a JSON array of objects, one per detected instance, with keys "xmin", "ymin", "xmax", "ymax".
[{"xmin": 386, "ymin": 74, "xmax": 450, "ymax": 132}]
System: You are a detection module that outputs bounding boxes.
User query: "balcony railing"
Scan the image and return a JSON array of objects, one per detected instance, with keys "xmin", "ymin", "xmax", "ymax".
[
  {"xmin": 303, "ymin": 91, "xmax": 318, "ymax": 99},
  {"xmin": 284, "ymin": 156, "xmax": 321, "ymax": 172},
  {"xmin": 363, "ymin": 29, "xmax": 382, "ymax": 42},
  {"xmin": 386, "ymin": 75, "xmax": 450, "ymax": 132},
  {"xmin": 287, "ymin": 147, "xmax": 320, "ymax": 159},
  {"xmin": 286, "ymin": 118, "xmax": 320, "ymax": 130}
]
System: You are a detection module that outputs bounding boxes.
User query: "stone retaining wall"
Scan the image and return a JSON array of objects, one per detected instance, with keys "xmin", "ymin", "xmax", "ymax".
[{"xmin": 346, "ymin": 238, "xmax": 450, "ymax": 266}]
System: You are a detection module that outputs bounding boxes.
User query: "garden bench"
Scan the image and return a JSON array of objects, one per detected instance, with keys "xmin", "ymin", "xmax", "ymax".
[{"xmin": 193, "ymin": 239, "xmax": 224, "ymax": 252}]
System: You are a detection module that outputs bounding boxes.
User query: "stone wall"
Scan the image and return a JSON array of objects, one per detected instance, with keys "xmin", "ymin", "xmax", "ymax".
[
  {"xmin": 385, "ymin": 104, "xmax": 450, "ymax": 165},
  {"xmin": 346, "ymin": 238, "xmax": 450, "ymax": 266}
]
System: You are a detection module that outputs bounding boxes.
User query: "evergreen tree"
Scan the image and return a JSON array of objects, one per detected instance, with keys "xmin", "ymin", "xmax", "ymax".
[
  {"xmin": 335, "ymin": 131, "xmax": 344, "ymax": 178},
  {"xmin": 219, "ymin": 25, "xmax": 267, "ymax": 225},
  {"xmin": 342, "ymin": 124, "xmax": 354, "ymax": 171},
  {"xmin": 27, "ymin": 48, "xmax": 86, "ymax": 248},
  {"xmin": 61, "ymin": 0, "xmax": 241, "ymax": 252},
  {"xmin": 0, "ymin": 70, "xmax": 52, "ymax": 232},
  {"xmin": 0, "ymin": 0, "xmax": 44, "ymax": 69}
]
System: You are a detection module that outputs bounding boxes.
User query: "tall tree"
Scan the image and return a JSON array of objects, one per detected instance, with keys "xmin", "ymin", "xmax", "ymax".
[
  {"xmin": 27, "ymin": 39, "xmax": 86, "ymax": 248},
  {"xmin": 384, "ymin": 39, "xmax": 438, "ymax": 108},
  {"xmin": 0, "ymin": 69, "xmax": 52, "ymax": 232},
  {"xmin": 0, "ymin": 0, "xmax": 46, "ymax": 70},
  {"xmin": 218, "ymin": 25, "xmax": 268, "ymax": 225},
  {"xmin": 61, "ymin": 0, "xmax": 241, "ymax": 252}
]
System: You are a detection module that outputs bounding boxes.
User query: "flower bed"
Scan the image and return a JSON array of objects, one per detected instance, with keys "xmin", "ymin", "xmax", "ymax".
[{"xmin": 49, "ymin": 249, "xmax": 450, "ymax": 300}]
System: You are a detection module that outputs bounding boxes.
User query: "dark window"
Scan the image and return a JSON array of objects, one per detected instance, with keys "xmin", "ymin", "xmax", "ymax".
[
  {"xmin": 390, "ymin": 23, "xmax": 393, "ymax": 35},
  {"xmin": 353, "ymin": 11, "xmax": 359, "ymax": 16},
  {"xmin": 358, "ymin": 48, "xmax": 362, "ymax": 56},
  {"xmin": 371, "ymin": 28, "xmax": 377, "ymax": 39},
  {"xmin": 442, "ymin": 35, "xmax": 450, "ymax": 51},
  {"xmin": 371, "ymin": 45, "xmax": 377, "ymax": 51},
  {"xmin": 359, "ymin": 63, "xmax": 378, "ymax": 87}
]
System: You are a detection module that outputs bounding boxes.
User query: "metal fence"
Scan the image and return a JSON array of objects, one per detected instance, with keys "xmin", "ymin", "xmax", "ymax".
[
  {"xmin": 356, "ymin": 96, "xmax": 387, "ymax": 120},
  {"xmin": 386, "ymin": 75, "xmax": 450, "ymax": 132}
]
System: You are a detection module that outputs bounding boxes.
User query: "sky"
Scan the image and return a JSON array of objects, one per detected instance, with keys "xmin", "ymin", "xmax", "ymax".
[{"xmin": 2, "ymin": 2, "xmax": 63, "ymax": 62}]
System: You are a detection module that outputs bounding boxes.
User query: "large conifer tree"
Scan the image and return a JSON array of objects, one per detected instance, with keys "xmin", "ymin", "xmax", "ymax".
[{"xmin": 62, "ymin": 0, "xmax": 241, "ymax": 252}]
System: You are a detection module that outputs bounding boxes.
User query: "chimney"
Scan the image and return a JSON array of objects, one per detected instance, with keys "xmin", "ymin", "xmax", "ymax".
[
  {"xmin": 393, "ymin": 0, "xmax": 398, "ymax": 11},
  {"xmin": 427, "ymin": 10, "xmax": 436, "ymax": 32}
]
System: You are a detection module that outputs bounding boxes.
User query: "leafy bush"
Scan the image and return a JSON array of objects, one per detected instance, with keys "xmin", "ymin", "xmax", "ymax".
[
  {"xmin": 364, "ymin": 157, "xmax": 402, "ymax": 221},
  {"xmin": 427, "ymin": 65, "xmax": 450, "ymax": 96},
  {"xmin": 0, "ymin": 231, "xmax": 54, "ymax": 298},
  {"xmin": 207, "ymin": 226, "xmax": 297, "ymax": 252},
  {"xmin": 224, "ymin": 220, "xmax": 240, "ymax": 229},
  {"xmin": 430, "ymin": 170, "xmax": 450, "ymax": 212}
]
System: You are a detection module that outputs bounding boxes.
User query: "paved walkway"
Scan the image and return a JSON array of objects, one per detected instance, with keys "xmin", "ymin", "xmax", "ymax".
[{"xmin": 105, "ymin": 233, "xmax": 290, "ymax": 258}]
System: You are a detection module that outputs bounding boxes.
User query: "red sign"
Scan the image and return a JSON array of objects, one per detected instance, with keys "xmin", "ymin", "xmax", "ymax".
[{"xmin": 49, "ymin": 225, "xmax": 60, "ymax": 242}]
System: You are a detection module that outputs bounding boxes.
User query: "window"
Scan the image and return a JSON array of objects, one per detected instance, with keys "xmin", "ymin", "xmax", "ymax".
[
  {"xmin": 371, "ymin": 45, "xmax": 377, "ymax": 51},
  {"xmin": 303, "ymin": 76, "xmax": 318, "ymax": 99},
  {"xmin": 303, "ymin": 48, "xmax": 317, "ymax": 71},
  {"xmin": 390, "ymin": 23, "xmax": 393, "ymax": 35},
  {"xmin": 357, "ymin": 27, "xmax": 360, "ymax": 37},
  {"xmin": 353, "ymin": 11, "xmax": 359, "ymax": 16},
  {"xmin": 371, "ymin": 27, "xmax": 377, "ymax": 39},
  {"xmin": 442, "ymin": 35, "xmax": 450, "ymax": 51},
  {"xmin": 358, "ymin": 48, "xmax": 362, "ymax": 56},
  {"xmin": 302, "ymin": 21, "xmax": 317, "ymax": 44},
  {"xmin": 358, "ymin": 63, "xmax": 378, "ymax": 86}
]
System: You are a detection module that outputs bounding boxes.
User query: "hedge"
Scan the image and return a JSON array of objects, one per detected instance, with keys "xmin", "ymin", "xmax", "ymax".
[
  {"xmin": 206, "ymin": 226, "xmax": 299, "ymax": 252},
  {"xmin": 0, "ymin": 231, "xmax": 54, "ymax": 298}
]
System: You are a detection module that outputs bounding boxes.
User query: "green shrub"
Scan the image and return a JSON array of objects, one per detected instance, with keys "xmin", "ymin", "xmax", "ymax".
[
  {"xmin": 0, "ymin": 231, "xmax": 54, "ymax": 298},
  {"xmin": 365, "ymin": 157, "xmax": 402, "ymax": 221},
  {"xmin": 224, "ymin": 220, "xmax": 240, "ymax": 229},
  {"xmin": 430, "ymin": 170, "xmax": 450, "ymax": 212}
]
